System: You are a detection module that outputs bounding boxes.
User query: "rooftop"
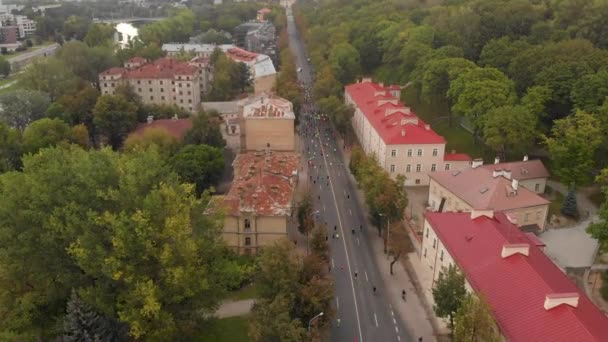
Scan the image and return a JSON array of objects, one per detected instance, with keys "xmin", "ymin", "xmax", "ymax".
[
  {"xmin": 345, "ymin": 80, "xmax": 446, "ymax": 145},
  {"xmin": 480, "ymin": 158, "xmax": 550, "ymax": 181},
  {"xmin": 425, "ymin": 211, "xmax": 608, "ymax": 342},
  {"xmin": 242, "ymin": 93, "xmax": 294, "ymax": 119},
  {"xmin": 430, "ymin": 165, "xmax": 549, "ymax": 211},
  {"xmin": 100, "ymin": 57, "xmax": 198, "ymax": 79},
  {"xmin": 444, "ymin": 153, "xmax": 472, "ymax": 162},
  {"xmin": 131, "ymin": 118, "xmax": 192, "ymax": 139},
  {"xmin": 219, "ymin": 152, "xmax": 299, "ymax": 216}
]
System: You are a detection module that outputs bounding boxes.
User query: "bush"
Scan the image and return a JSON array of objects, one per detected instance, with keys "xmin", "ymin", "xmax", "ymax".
[
  {"xmin": 0, "ymin": 47, "xmax": 7, "ymax": 55},
  {"xmin": 561, "ymin": 187, "xmax": 578, "ymax": 218},
  {"xmin": 601, "ymin": 272, "xmax": 608, "ymax": 301},
  {"xmin": 25, "ymin": 39, "xmax": 33, "ymax": 47}
]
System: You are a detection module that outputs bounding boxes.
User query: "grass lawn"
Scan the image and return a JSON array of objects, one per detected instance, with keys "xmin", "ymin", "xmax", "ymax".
[
  {"xmin": 227, "ymin": 283, "xmax": 260, "ymax": 301},
  {"xmin": 196, "ymin": 316, "xmax": 250, "ymax": 342},
  {"xmin": 0, "ymin": 82, "xmax": 20, "ymax": 95}
]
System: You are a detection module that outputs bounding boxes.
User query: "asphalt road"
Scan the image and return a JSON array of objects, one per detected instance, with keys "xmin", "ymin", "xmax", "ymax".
[{"xmin": 285, "ymin": 7, "xmax": 416, "ymax": 342}]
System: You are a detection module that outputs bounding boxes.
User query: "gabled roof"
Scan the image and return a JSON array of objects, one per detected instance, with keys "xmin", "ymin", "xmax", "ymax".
[
  {"xmin": 444, "ymin": 153, "xmax": 472, "ymax": 162},
  {"xmin": 425, "ymin": 211, "xmax": 608, "ymax": 342},
  {"xmin": 100, "ymin": 67, "xmax": 126, "ymax": 76},
  {"xmin": 131, "ymin": 118, "xmax": 192, "ymax": 139},
  {"xmin": 430, "ymin": 166, "xmax": 549, "ymax": 210},
  {"xmin": 480, "ymin": 159, "xmax": 550, "ymax": 181},
  {"xmin": 345, "ymin": 81, "xmax": 446, "ymax": 145}
]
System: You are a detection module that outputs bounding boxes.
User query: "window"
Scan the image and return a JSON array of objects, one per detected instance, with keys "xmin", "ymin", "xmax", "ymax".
[
  {"xmin": 149, "ymin": 88, "xmax": 152, "ymax": 92},
  {"xmin": 524, "ymin": 213, "xmax": 529, "ymax": 222},
  {"xmin": 160, "ymin": 81, "xmax": 163, "ymax": 85},
  {"xmin": 406, "ymin": 164, "xmax": 411, "ymax": 173},
  {"xmin": 148, "ymin": 80, "xmax": 151, "ymax": 84},
  {"xmin": 188, "ymin": 99, "xmax": 192, "ymax": 104},
  {"xmin": 179, "ymin": 91, "xmax": 183, "ymax": 95},
  {"xmin": 444, "ymin": 163, "xmax": 451, "ymax": 171},
  {"xmin": 244, "ymin": 237, "xmax": 251, "ymax": 246},
  {"xmin": 187, "ymin": 83, "xmax": 191, "ymax": 87},
  {"xmin": 178, "ymin": 83, "xmax": 182, "ymax": 88},
  {"xmin": 431, "ymin": 164, "xmax": 436, "ymax": 172},
  {"xmin": 535, "ymin": 183, "xmax": 540, "ymax": 192},
  {"xmin": 423, "ymin": 248, "xmax": 427, "ymax": 257},
  {"xmin": 160, "ymin": 88, "xmax": 164, "ymax": 92},
  {"xmin": 187, "ymin": 91, "xmax": 191, "ymax": 95},
  {"xmin": 111, "ymin": 83, "xmax": 115, "ymax": 87},
  {"xmin": 180, "ymin": 99, "xmax": 183, "ymax": 103},
  {"xmin": 104, "ymin": 90, "xmax": 108, "ymax": 94},
  {"xmin": 161, "ymin": 96, "xmax": 165, "ymax": 100},
  {"xmin": 536, "ymin": 211, "xmax": 541, "ymax": 220},
  {"xmin": 178, "ymin": 76, "xmax": 182, "ymax": 80},
  {"xmin": 425, "ymin": 228, "xmax": 429, "ymax": 238},
  {"xmin": 391, "ymin": 149, "xmax": 397, "ymax": 157},
  {"xmin": 150, "ymin": 96, "xmax": 153, "ymax": 100},
  {"xmin": 138, "ymin": 88, "xmax": 142, "ymax": 92},
  {"xmin": 171, "ymin": 81, "xmax": 174, "ymax": 85},
  {"xmin": 244, "ymin": 219, "xmax": 251, "ymax": 230},
  {"xmin": 433, "ymin": 238, "xmax": 436, "ymax": 249},
  {"xmin": 440, "ymin": 250, "xmax": 444, "ymax": 261},
  {"xmin": 417, "ymin": 149, "xmax": 423, "ymax": 157},
  {"xmin": 189, "ymin": 106, "xmax": 193, "ymax": 111},
  {"xmin": 407, "ymin": 149, "xmax": 412, "ymax": 157},
  {"xmin": 416, "ymin": 164, "xmax": 421, "ymax": 172},
  {"xmin": 432, "ymin": 148, "xmax": 438, "ymax": 156},
  {"xmin": 103, "ymin": 83, "xmax": 107, "ymax": 87},
  {"xmin": 390, "ymin": 164, "xmax": 395, "ymax": 172},
  {"xmin": 415, "ymin": 179, "xmax": 421, "ymax": 184},
  {"xmin": 137, "ymin": 80, "xmax": 141, "ymax": 84}
]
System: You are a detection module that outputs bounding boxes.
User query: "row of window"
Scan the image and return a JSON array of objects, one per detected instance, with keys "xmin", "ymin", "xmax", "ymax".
[
  {"xmin": 391, "ymin": 148, "xmax": 439, "ymax": 157},
  {"xmin": 389, "ymin": 163, "xmax": 451, "ymax": 173}
]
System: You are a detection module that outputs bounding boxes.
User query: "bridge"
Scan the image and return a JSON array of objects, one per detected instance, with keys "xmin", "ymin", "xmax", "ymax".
[{"xmin": 92, "ymin": 17, "xmax": 166, "ymax": 24}]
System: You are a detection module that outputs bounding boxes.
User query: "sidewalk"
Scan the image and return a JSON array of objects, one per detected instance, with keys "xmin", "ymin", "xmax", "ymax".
[{"xmin": 215, "ymin": 299, "xmax": 255, "ymax": 319}]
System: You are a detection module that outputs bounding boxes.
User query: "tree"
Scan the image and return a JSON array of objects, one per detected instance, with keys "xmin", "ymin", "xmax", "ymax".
[
  {"xmin": 328, "ymin": 42, "xmax": 361, "ymax": 84},
  {"xmin": 571, "ymin": 70, "xmax": 608, "ymax": 113},
  {"xmin": 297, "ymin": 192, "xmax": 314, "ymax": 235},
  {"xmin": 561, "ymin": 186, "xmax": 579, "ymax": 218},
  {"xmin": 0, "ymin": 90, "xmax": 51, "ymax": 130},
  {"xmin": 63, "ymin": 15, "xmax": 90, "ymax": 40},
  {"xmin": 52, "ymin": 85, "xmax": 100, "ymax": 129},
  {"xmin": 256, "ymin": 239, "xmax": 302, "ymax": 299},
  {"xmin": 83, "ymin": 23, "xmax": 115, "ymax": 47},
  {"xmin": 18, "ymin": 58, "xmax": 79, "ymax": 101},
  {"xmin": 0, "ymin": 56, "xmax": 10, "ymax": 77},
  {"xmin": 521, "ymin": 85, "xmax": 551, "ymax": 118},
  {"xmin": 123, "ymin": 127, "xmax": 180, "ymax": 157},
  {"xmin": 542, "ymin": 110, "xmax": 602, "ymax": 186},
  {"xmin": 184, "ymin": 111, "xmax": 226, "ymax": 148},
  {"xmin": 589, "ymin": 168, "xmax": 608, "ymax": 252},
  {"xmin": 63, "ymin": 290, "xmax": 127, "ymax": 342},
  {"xmin": 249, "ymin": 295, "xmax": 306, "ymax": 342},
  {"xmin": 22, "ymin": 118, "xmax": 72, "ymax": 154},
  {"xmin": 453, "ymin": 295, "xmax": 500, "ymax": 342},
  {"xmin": 479, "ymin": 37, "xmax": 530, "ymax": 73},
  {"xmin": 0, "ymin": 121, "xmax": 21, "ymax": 172},
  {"xmin": 312, "ymin": 64, "xmax": 342, "ymax": 99},
  {"xmin": 483, "ymin": 105, "xmax": 538, "ymax": 159},
  {"xmin": 432, "ymin": 264, "xmax": 467, "ymax": 330},
  {"xmin": 309, "ymin": 225, "xmax": 329, "ymax": 262},
  {"xmin": 170, "ymin": 144, "xmax": 224, "ymax": 195},
  {"xmin": 56, "ymin": 41, "xmax": 119, "ymax": 85},
  {"xmin": 70, "ymin": 124, "xmax": 90, "ymax": 149},
  {"xmin": 92, "ymin": 95, "xmax": 138, "ymax": 150}
]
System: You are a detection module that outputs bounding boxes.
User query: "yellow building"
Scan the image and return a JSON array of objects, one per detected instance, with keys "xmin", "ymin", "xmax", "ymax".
[
  {"xmin": 209, "ymin": 151, "xmax": 299, "ymax": 254},
  {"xmin": 239, "ymin": 93, "xmax": 295, "ymax": 152}
]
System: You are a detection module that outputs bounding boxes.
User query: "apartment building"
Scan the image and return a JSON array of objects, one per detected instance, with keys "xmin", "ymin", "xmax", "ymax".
[
  {"xmin": 421, "ymin": 211, "xmax": 608, "ymax": 342},
  {"xmin": 15, "ymin": 15, "xmax": 35, "ymax": 38},
  {"xmin": 99, "ymin": 57, "xmax": 201, "ymax": 113},
  {"xmin": 480, "ymin": 156, "xmax": 550, "ymax": 194},
  {"xmin": 345, "ymin": 79, "xmax": 471, "ymax": 186},
  {"xmin": 428, "ymin": 160, "xmax": 549, "ymax": 231},
  {"xmin": 209, "ymin": 151, "xmax": 299, "ymax": 255},
  {"xmin": 239, "ymin": 93, "xmax": 295, "ymax": 152}
]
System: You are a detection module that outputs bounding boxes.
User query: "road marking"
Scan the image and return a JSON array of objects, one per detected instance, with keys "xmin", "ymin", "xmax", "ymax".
[
  {"xmin": 391, "ymin": 310, "xmax": 394, "ymax": 317},
  {"xmin": 397, "ymin": 336, "xmax": 401, "ymax": 341},
  {"xmin": 357, "ymin": 237, "xmax": 360, "ymax": 246},
  {"xmin": 349, "ymin": 209, "xmax": 352, "ymax": 216},
  {"xmin": 314, "ymin": 110, "xmax": 364, "ymax": 342},
  {"xmin": 331, "ymin": 258, "xmax": 335, "ymax": 269},
  {"xmin": 374, "ymin": 313, "xmax": 379, "ymax": 327},
  {"xmin": 336, "ymin": 296, "xmax": 340, "ymax": 309},
  {"xmin": 365, "ymin": 271, "xmax": 369, "ymax": 282},
  {"xmin": 323, "ymin": 204, "xmax": 326, "ymax": 212},
  {"xmin": 393, "ymin": 318, "xmax": 396, "ymax": 325},
  {"xmin": 395, "ymin": 326, "xmax": 399, "ymax": 333}
]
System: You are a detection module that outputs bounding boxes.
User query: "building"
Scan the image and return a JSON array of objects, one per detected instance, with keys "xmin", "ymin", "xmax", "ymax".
[
  {"xmin": 0, "ymin": 14, "xmax": 35, "ymax": 40},
  {"xmin": 99, "ymin": 57, "xmax": 202, "ymax": 113},
  {"xmin": 245, "ymin": 22, "xmax": 277, "ymax": 65},
  {"xmin": 129, "ymin": 116, "xmax": 193, "ymax": 140},
  {"xmin": 0, "ymin": 26, "xmax": 17, "ymax": 44},
  {"xmin": 428, "ymin": 160, "xmax": 550, "ymax": 231},
  {"xmin": 240, "ymin": 93, "xmax": 295, "ymax": 151},
  {"xmin": 421, "ymin": 211, "xmax": 608, "ymax": 342},
  {"xmin": 480, "ymin": 156, "xmax": 550, "ymax": 194},
  {"xmin": 114, "ymin": 22, "xmax": 139, "ymax": 49},
  {"xmin": 345, "ymin": 79, "xmax": 471, "ymax": 186},
  {"xmin": 162, "ymin": 44, "xmax": 277, "ymax": 95},
  {"xmin": 210, "ymin": 151, "xmax": 299, "ymax": 254},
  {"xmin": 15, "ymin": 15, "xmax": 35, "ymax": 38}
]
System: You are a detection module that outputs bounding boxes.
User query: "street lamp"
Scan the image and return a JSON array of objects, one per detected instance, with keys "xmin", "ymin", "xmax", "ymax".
[
  {"xmin": 379, "ymin": 213, "xmax": 390, "ymax": 254},
  {"xmin": 308, "ymin": 312, "xmax": 324, "ymax": 332}
]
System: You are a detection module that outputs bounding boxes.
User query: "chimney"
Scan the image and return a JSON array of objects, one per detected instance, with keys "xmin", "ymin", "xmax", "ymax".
[
  {"xmin": 501, "ymin": 243, "xmax": 530, "ymax": 258},
  {"xmin": 544, "ymin": 293, "xmax": 579, "ymax": 310},
  {"xmin": 172, "ymin": 114, "xmax": 178, "ymax": 120},
  {"xmin": 494, "ymin": 156, "xmax": 500, "ymax": 164},
  {"xmin": 401, "ymin": 129, "xmax": 405, "ymax": 136},
  {"xmin": 512, "ymin": 178, "xmax": 519, "ymax": 190},
  {"xmin": 493, "ymin": 169, "xmax": 502, "ymax": 178},
  {"xmin": 523, "ymin": 155, "xmax": 529, "ymax": 162},
  {"xmin": 147, "ymin": 115, "xmax": 154, "ymax": 124},
  {"xmin": 503, "ymin": 169, "xmax": 512, "ymax": 180},
  {"xmin": 424, "ymin": 124, "xmax": 431, "ymax": 130},
  {"xmin": 471, "ymin": 158, "xmax": 484, "ymax": 168},
  {"xmin": 470, "ymin": 209, "xmax": 494, "ymax": 220}
]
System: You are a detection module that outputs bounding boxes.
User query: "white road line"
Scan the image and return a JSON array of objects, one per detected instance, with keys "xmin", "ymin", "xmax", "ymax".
[
  {"xmin": 397, "ymin": 336, "xmax": 401, "ymax": 341},
  {"xmin": 331, "ymin": 258, "xmax": 335, "ymax": 269},
  {"xmin": 349, "ymin": 209, "xmax": 352, "ymax": 216},
  {"xmin": 323, "ymin": 204, "xmax": 326, "ymax": 212},
  {"xmin": 374, "ymin": 313, "xmax": 379, "ymax": 327},
  {"xmin": 336, "ymin": 296, "xmax": 340, "ymax": 310},
  {"xmin": 315, "ymin": 115, "xmax": 364, "ymax": 342},
  {"xmin": 365, "ymin": 271, "xmax": 369, "ymax": 282},
  {"xmin": 393, "ymin": 318, "xmax": 396, "ymax": 325},
  {"xmin": 395, "ymin": 326, "xmax": 399, "ymax": 333},
  {"xmin": 391, "ymin": 310, "xmax": 395, "ymax": 317},
  {"xmin": 357, "ymin": 237, "xmax": 360, "ymax": 246}
]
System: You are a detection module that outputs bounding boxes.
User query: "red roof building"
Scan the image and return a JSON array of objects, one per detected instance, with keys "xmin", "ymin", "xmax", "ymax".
[
  {"xmin": 422, "ymin": 211, "xmax": 608, "ymax": 342},
  {"xmin": 130, "ymin": 118, "xmax": 193, "ymax": 140},
  {"xmin": 345, "ymin": 78, "xmax": 471, "ymax": 186}
]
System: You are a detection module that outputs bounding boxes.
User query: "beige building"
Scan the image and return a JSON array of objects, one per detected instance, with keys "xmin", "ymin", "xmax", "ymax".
[
  {"xmin": 240, "ymin": 93, "xmax": 295, "ymax": 152},
  {"xmin": 209, "ymin": 151, "xmax": 299, "ymax": 254},
  {"xmin": 428, "ymin": 161, "xmax": 550, "ymax": 231},
  {"xmin": 345, "ymin": 79, "xmax": 471, "ymax": 186},
  {"xmin": 99, "ymin": 57, "xmax": 202, "ymax": 113},
  {"xmin": 480, "ymin": 156, "xmax": 550, "ymax": 194},
  {"xmin": 420, "ymin": 210, "xmax": 608, "ymax": 342}
]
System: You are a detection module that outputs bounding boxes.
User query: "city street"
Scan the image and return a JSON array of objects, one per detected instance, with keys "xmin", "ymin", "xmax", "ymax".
[{"xmin": 285, "ymin": 5, "xmax": 420, "ymax": 342}]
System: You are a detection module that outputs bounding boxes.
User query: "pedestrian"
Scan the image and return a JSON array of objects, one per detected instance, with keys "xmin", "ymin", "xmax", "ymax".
[{"xmin": 334, "ymin": 225, "xmax": 337, "ymax": 231}]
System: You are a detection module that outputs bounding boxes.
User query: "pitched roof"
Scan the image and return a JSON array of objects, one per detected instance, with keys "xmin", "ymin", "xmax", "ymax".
[
  {"xmin": 219, "ymin": 152, "xmax": 299, "ymax": 216},
  {"xmin": 425, "ymin": 211, "xmax": 608, "ymax": 342},
  {"xmin": 430, "ymin": 166, "xmax": 549, "ymax": 210},
  {"xmin": 226, "ymin": 47, "xmax": 258, "ymax": 62},
  {"xmin": 345, "ymin": 81, "xmax": 446, "ymax": 145},
  {"xmin": 128, "ymin": 56, "xmax": 147, "ymax": 64},
  {"xmin": 100, "ymin": 67, "xmax": 126, "ymax": 76},
  {"xmin": 131, "ymin": 118, "xmax": 192, "ymax": 139},
  {"xmin": 101, "ymin": 58, "xmax": 198, "ymax": 80},
  {"xmin": 480, "ymin": 159, "xmax": 550, "ymax": 181}
]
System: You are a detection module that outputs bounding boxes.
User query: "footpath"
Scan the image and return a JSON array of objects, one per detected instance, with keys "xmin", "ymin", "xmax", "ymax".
[{"xmin": 215, "ymin": 299, "xmax": 255, "ymax": 319}]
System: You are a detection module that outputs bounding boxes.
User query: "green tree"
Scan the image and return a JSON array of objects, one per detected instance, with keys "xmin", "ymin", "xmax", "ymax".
[
  {"xmin": 19, "ymin": 58, "xmax": 79, "ymax": 101},
  {"xmin": 453, "ymin": 295, "xmax": 500, "ymax": 342},
  {"xmin": 249, "ymin": 295, "xmax": 306, "ymax": 342},
  {"xmin": 51, "ymin": 85, "xmax": 100, "ymax": 129},
  {"xmin": 432, "ymin": 264, "xmax": 467, "ymax": 330},
  {"xmin": 92, "ymin": 95, "xmax": 138, "ymax": 150},
  {"xmin": 0, "ymin": 56, "xmax": 10, "ymax": 77},
  {"xmin": 561, "ymin": 186, "xmax": 579, "ymax": 218},
  {"xmin": 542, "ymin": 110, "xmax": 602, "ymax": 186},
  {"xmin": 309, "ymin": 224, "xmax": 329, "ymax": 262},
  {"xmin": 483, "ymin": 105, "xmax": 538, "ymax": 159},
  {"xmin": 83, "ymin": 23, "xmax": 115, "ymax": 47},
  {"xmin": 184, "ymin": 111, "xmax": 226, "ymax": 148},
  {"xmin": 70, "ymin": 124, "xmax": 90, "ymax": 149},
  {"xmin": 57, "ymin": 41, "xmax": 119, "ymax": 85},
  {"xmin": 571, "ymin": 70, "xmax": 608, "ymax": 113},
  {"xmin": 297, "ymin": 192, "xmax": 314, "ymax": 235},
  {"xmin": 63, "ymin": 15, "xmax": 90, "ymax": 40},
  {"xmin": 0, "ymin": 90, "xmax": 51, "ymax": 130},
  {"xmin": 170, "ymin": 144, "xmax": 224, "ymax": 195},
  {"xmin": 122, "ymin": 127, "xmax": 180, "ymax": 157},
  {"xmin": 22, "ymin": 118, "xmax": 72, "ymax": 154},
  {"xmin": 312, "ymin": 64, "xmax": 341, "ymax": 99},
  {"xmin": 521, "ymin": 85, "xmax": 551, "ymax": 118},
  {"xmin": 328, "ymin": 42, "xmax": 361, "ymax": 84},
  {"xmin": 0, "ymin": 121, "xmax": 21, "ymax": 172},
  {"xmin": 63, "ymin": 290, "xmax": 127, "ymax": 342},
  {"xmin": 589, "ymin": 168, "xmax": 608, "ymax": 252},
  {"xmin": 479, "ymin": 37, "xmax": 530, "ymax": 74}
]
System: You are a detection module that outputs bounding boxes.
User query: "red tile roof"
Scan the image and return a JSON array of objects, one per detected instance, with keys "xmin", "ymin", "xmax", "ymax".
[
  {"xmin": 430, "ymin": 166, "xmax": 549, "ymax": 211},
  {"xmin": 425, "ymin": 211, "xmax": 608, "ymax": 342},
  {"xmin": 226, "ymin": 47, "xmax": 258, "ymax": 63},
  {"xmin": 220, "ymin": 152, "xmax": 299, "ymax": 216},
  {"xmin": 128, "ymin": 56, "xmax": 147, "ymax": 64},
  {"xmin": 101, "ymin": 58, "xmax": 197, "ymax": 80},
  {"xmin": 100, "ymin": 67, "xmax": 126, "ymax": 76},
  {"xmin": 131, "ymin": 118, "xmax": 192, "ymax": 139},
  {"xmin": 444, "ymin": 153, "xmax": 472, "ymax": 161},
  {"xmin": 258, "ymin": 7, "xmax": 272, "ymax": 13},
  {"xmin": 345, "ymin": 81, "xmax": 446, "ymax": 144},
  {"xmin": 481, "ymin": 159, "xmax": 550, "ymax": 181}
]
